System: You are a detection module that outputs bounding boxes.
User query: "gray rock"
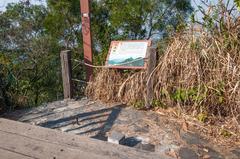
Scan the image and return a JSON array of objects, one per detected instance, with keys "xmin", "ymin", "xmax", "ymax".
[
  {"xmin": 231, "ymin": 148, "xmax": 240, "ymax": 157},
  {"xmin": 180, "ymin": 132, "xmax": 207, "ymax": 145},
  {"xmin": 108, "ymin": 131, "xmax": 125, "ymax": 144},
  {"xmin": 179, "ymin": 147, "xmax": 198, "ymax": 159},
  {"xmin": 135, "ymin": 143, "xmax": 155, "ymax": 152}
]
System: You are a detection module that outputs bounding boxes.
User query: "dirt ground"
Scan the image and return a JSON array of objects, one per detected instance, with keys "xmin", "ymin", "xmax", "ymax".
[{"xmin": 3, "ymin": 98, "xmax": 240, "ymax": 159}]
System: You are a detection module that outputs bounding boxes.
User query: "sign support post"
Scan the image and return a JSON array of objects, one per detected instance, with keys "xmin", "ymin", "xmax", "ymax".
[
  {"xmin": 145, "ymin": 48, "xmax": 156, "ymax": 109},
  {"xmin": 80, "ymin": 0, "xmax": 93, "ymax": 81}
]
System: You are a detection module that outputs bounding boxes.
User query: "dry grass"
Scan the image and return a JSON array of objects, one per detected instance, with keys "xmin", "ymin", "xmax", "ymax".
[
  {"xmin": 152, "ymin": 29, "xmax": 240, "ymax": 118},
  {"xmin": 86, "ymin": 2, "xmax": 240, "ymax": 145},
  {"xmin": 86, "ymin": 18, "xmax": 240, "ymax": 126},
  {"xmin": 86, "ymin": 69, "xmax": 147, "ymax": 105},
  {"xmin": 87, "ymin": 29, "xmax": 240, "ymax": 116}
]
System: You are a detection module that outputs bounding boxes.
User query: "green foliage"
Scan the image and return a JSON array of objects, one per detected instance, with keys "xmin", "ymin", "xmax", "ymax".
[
  {"xmin": 0, "ymin": 3, "xmax": 62, "ymax": 109},
  {"xmin": 220, "ymin": 128, "xmax": 233, "ymax": 137},
  {"xmin": 190, "ymin": 40, "xmax": 200, "ymax": 50},
  {"xmin": 45, "ymin": 0, "xmax": 82, "ymax": 47},
  {"xmin": 101, "ymin": 0, "xmax": 192, "ymax": 39},
  {"xmin": 46, "ymin": 0, "xmax": 193, "ymax": 64},
  {"xmin": 152, "ymin": 99, "xmax": 168, "ymax": 109},
  {"xmin": 132, "ymin": 100, "xmax": 145, "ymax": 110},
  {"xmin": 197, "ymin": 113, "xmax": 208, "ymax": 123},
  {"xmin": 193, "ymin": 1, "xmax": 239, "ymax": 34},
  {"xmin": 235, "ymin": 0, "xmax": 240, "ymax": 10},
  {"xmin": 171, "ymin": 87, "xmax": 208, "ymax": 106},
  {"xmin": 0, "ymin": 0, "xmax": 193, "ymax": 112},
  {"xmin": 172, "ymin": 88, "xmax": 194, "ymax": 102},
  {"xmin": 216, "ymin": 82, "xmax": 225, "ymax": 104}
]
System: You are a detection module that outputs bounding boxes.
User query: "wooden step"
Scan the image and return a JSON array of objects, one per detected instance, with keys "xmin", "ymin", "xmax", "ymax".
[{"xmin": 0, "ymin": 118, "xmax": 167, "ymax": 159}]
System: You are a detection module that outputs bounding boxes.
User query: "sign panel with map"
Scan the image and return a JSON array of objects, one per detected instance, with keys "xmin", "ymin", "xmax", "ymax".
[{"xmin": 106, "ymin": 40, "xmax": 151, "ymax": 69}]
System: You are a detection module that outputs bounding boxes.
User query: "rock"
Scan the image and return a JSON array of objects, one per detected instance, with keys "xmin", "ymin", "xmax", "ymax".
[
  {"xmin": 155, "ymin": 144, "xmax": 180, "ymax": 154},
  {"xmin": 133, "ymin": 124, "xmax": 149, "ymax": 133},
  {"xmin": 123, "ymin": 137, "xmax": 141, "ymax": 147},
  {"xmin": 135, "ymin": 136, "xmax": 150, "ymax": 144},
  {"xmin": 135, "ymin": 143, "xmax": 155, "ymax": 152},
  {"xmin": 108, "ymin": 131, "xmax": 125, "ymax": 144},
  {"xmin": 179, "ymin": 147, "xmax": 198, "ymax": 159},
  {"xmin": 231, "ymin": 148, "xmax": 240, "ymax": 157},
  {"xmin": 203, "ymin": 155, "xmax": 211, "ymax": 159},
  {"xmin": 205, "ymin": 147, "xmax": 224, "ymax": 159},
  {"xmin": 180, "ymin": 132, "xmax": 207, "ymax": 145}
]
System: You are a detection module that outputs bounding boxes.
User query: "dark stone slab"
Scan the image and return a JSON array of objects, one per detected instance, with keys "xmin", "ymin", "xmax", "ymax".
[
  {"xmin": 207, "ymin": 147, "xmax": 224, "ymax": 159},
  {"xmin": 133, "ymin": 124, "xmax": 149, "ymax": 133},
  {"xmin": 114, "ymin": 119, "xmax": 129, "ymax": 125},
  {"xmin": 123, "ymin": 137, "xmax": 141, "ymax": 147},
  {"xmin": 135, "ymin": 143, "xmax": 155, "ymax": 152},
  {"xmin": 180, "ymin": 132, "xmax": 207, "ymax": 145},
  {"xmin": 231, "ymin": 148, "xmax": 240, "ymax": 157},
  {"xmin": 179, "ymin": 147, "xmax": 198, "ymax": 159},
  {"xmin": 198, "ymin": 146, "xmax": 224, "ymax": 159}
]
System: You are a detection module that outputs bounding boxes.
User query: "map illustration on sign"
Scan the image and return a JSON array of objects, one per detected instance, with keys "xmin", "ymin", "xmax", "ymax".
[{"xmin": 106, "ymin": 41, "xmax": 150, "ymax": 69}]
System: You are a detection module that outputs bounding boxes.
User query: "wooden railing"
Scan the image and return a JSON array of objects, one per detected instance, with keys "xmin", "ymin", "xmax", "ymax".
[{"xmin": 60, "ymin": 49, "xmax": 156, "ymax": 109}]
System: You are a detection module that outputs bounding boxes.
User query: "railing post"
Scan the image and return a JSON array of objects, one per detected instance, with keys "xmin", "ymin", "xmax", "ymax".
[
  {"xmin": 145, "ymin": 48, "xmax": 156, "ymax": 109},
  {"xmin": 60, "ymin": 50, "xmax": 73, "ymax": 99}
]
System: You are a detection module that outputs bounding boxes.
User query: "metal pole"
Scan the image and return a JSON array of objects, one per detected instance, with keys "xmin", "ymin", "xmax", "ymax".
[{"xmin": 80, "ymin": 0, "xmax": 93, "ymax": 81}]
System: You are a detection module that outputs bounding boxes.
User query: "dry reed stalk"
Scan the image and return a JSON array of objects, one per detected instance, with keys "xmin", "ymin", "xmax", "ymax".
[{"xmin": 86, "ymin": 19, "xmax": 240, "ymax": 120}]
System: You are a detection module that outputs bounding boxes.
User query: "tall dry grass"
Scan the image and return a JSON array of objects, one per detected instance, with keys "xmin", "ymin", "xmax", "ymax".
[
  {"xmin": 86, "ymin": 69, "xmax": 147, "ymax": 105},
  {"xmin": 151, "ymin": 28, "xmax": 240, "ymax": 118},
  {"xmin": 86, "ymin": 18, "xmax": 240, "ymax": 120}
]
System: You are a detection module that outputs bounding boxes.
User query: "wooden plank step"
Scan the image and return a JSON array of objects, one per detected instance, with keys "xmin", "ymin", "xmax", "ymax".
[
  {"xmin": 0, "ymin": 118, "xmax": 166, "ymax": 159},
  {"xmin": 0, "ymin": 130, "xmax": 99, "ymax": 159},
  {"xmin": 0, "ymin": 148, "xmax": 33, "ymax": 159}
]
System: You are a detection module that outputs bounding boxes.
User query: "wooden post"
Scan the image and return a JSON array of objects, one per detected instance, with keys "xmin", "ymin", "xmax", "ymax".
[
  {"xmin": 80, "ymin": 0, "xmax": 93, "ymax": 81},
  {"xmin": 145, "ymin": 48, "xmax": 156, "ymax": 109},
  {"xmin": 60, "ymin": 50, "xmax": 73, "ymax": 99}
]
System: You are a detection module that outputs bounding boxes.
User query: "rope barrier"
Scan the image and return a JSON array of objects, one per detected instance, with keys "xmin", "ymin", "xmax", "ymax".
[
  {"xmin": 71, "ymin": 57, "xmax": 149, "ymax": 84},
  {"xmin": 72, "ymin": 78, "xmax": 88, "ymax": 84},
  {"xmin": 72, "ymin": 57, "xmax": 148, "ymax": 68}
]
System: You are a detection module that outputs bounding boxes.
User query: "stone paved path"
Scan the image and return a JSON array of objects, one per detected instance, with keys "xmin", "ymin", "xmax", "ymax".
[{"xmin": 3, "ymin": 98, "xmax": 239, "ymax": 159}]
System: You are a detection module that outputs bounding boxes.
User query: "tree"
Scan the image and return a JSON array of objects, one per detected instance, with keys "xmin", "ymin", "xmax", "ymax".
[
  {"xmin": 92, "ymin": 0, "xmax": 193, "ymax": 63},
  {"xmin": 45, "ymin": 0, "xmax": 82, "ymax": 49},
  {"xmin": 0, "ymin": 0, "xmax": 193, "ymax": 111},
  {"xmin": 235, "ymin": 0, "xmax": 240, "ymax": 10},
  {"xmin": 0, "ymin": 3, "xmax": 61, "ymax": 108},
  {"xmin": 192, "ymin": 0, "xmax": 239, "ymax": 34},
  {"xmin": 101, "ymin": 0, "xmax": 193, "ymax": 39},
  {"xmin": 0, "ymin": 64, "xmax": 7, "ymax": 113},
  {"xmin": 45, "ymin": 0, "xmax": 193, "ymax": 64}
]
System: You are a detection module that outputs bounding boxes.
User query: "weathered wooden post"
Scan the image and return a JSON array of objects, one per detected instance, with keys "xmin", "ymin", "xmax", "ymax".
[
  {"xmin": 80, "ymin": 0, "xmax": 93, "ymax": 81},
  {"xmin": 60, "ymin": 50, "xmax": 73, "ymax": 99},
  {"xmin": 145, "ymin": 48, "xmax": 156, "ymax": 109}
]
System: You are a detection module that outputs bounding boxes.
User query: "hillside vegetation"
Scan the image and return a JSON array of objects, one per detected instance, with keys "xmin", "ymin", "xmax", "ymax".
[
  {"xmin": 86, "ymin": 1, "xmax": 240, "ymax": 141},
  {"xmin": 0, "ymin": 0, "xmax": 193, "ymax": 112},
  {"xmin": 0, "ymin": 0, "xmax": 239, "ymax": 145}
]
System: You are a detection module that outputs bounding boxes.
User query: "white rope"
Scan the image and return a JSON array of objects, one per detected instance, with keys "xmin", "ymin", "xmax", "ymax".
[
  {"xmin": 72, "ymin": 57, "xmax": 148, "ymax": 68},
  {"xmin": 72, "ymin": 78, "xmax": 88, "ymax": 84}
]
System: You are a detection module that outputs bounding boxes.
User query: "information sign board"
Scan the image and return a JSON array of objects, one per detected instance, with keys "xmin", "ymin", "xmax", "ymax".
[{"xmin": 106, "ymin": 40, "xmax": 151, "ymax": 69}]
